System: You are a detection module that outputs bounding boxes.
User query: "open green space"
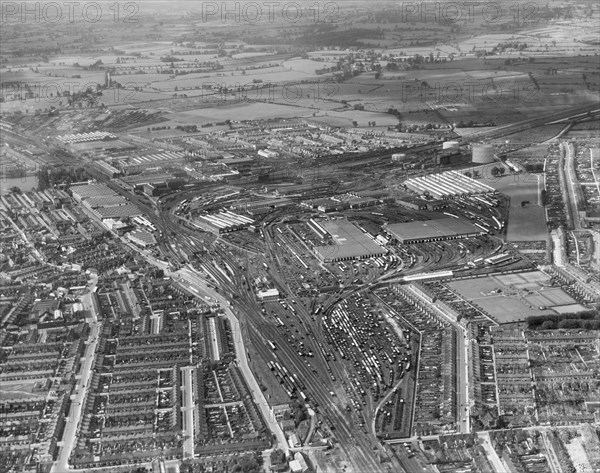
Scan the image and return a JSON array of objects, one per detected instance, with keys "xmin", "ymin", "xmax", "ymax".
[
  {"xmin": 0, "ymin": 380, "xmax": 46, "ymax": 401},
  {"xmin": 448, "ymin": 272, "xmax": 573, "ymax": 323},
  {"xmin": 480, "ymin": 175, "xmax": 548, "ymax": 242}
]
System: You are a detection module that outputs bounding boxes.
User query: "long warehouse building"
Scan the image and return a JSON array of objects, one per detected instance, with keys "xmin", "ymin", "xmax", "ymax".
[
  {"xmin": 404, "ymin": 170, "xmax": 496, "ymax": 199},
  {"xmin": 313, "ymin": 219, "xmax": 386, "ymax": 262},
  {"xmin": 385, "ymin": 218, "xmax": 483, "ymax": 244},
  {"xmin": 194, "ymin": 211, "xmax": 254, "ymax": 234}
]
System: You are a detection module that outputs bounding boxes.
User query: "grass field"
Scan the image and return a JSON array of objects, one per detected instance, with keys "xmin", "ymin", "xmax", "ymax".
[
  {"xmin": 0, "ymin": 380, "xmax": 44, "ymax": 401},
  {"xmin": 449, "ymin": 272, "xmax": 564, "ymax": 323},
  {"xmin": 164, "ymin": 101, "xmax": 399, "ymax": 128},
  {"xmin": 523, "ymin": 287, "xmax": 577, "ymax": 308},
  {"xmin": 480, "ymin": 175, "xmax": 548, "ymax": 242},
  {"xmin": 495, "ymin": 271, "xmax": 549, "ymax": 287},
  {"xmin": 504, "ymin": 206, "xmax": 548, "ymax": 241},
  {"xmin": 552, "ymin": 304, "xmax": 590, "ymax": 314},
  {"xmin": 167, "ymin": 102, "xmax": 308, "ymax": 123}
]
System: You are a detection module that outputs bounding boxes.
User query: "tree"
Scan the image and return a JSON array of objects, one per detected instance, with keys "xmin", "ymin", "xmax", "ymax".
[
  {"xmin": 232, "ymin": 454, "xmax": 262, "ymax": 473},
  {"xmin": 541, "ymin": 320, "xmax": 555, "ymax": 330},
  {"xmin": 558, "ymin": 319, "xmax": 581, "ymax": 329}
]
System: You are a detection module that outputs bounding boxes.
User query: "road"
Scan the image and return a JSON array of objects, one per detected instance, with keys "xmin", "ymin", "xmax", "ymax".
[
  {"xmin": 540, "ymin": 430, "xmax": 562, "ymax": 473},
  {"xmin": 304, "ymin": 408, "xmax": 316, "ymax": 446},
  {"xmin": 5, "ymin": 212, "xmax": 47, "ymax": 264},
  {"xmin": 51, "ymin": 321, "xmax": 101, "ymax": 473},
  {"xmin": 590, "ymin": 147, "xmax": 600, "ymax": 199},
  {"xmin": 592, "ymin": 231, "xmax": 600, "ymax": 268},
  {"xmin": 550, "ymin": 229, "xmax": 565, "ymax": 267},
  {"xmin": 563, "ymin": 142, "xmax": 583, "ymax": 231},
  {"xmin": 404, "ymin": 285, "xmax": 470, "ymax": 434},
  {"xmin": 561, "ymin": 142, "xmax": 600, "ymax": 269},
  {"xmin": 181, "ymin": 367, "xmax": 196, "ymax": 459},
  {"xmin": 51, "ymin": 277, "xmax": 100, "ymax": 473},
  {"xmin": 588, "ymin": 148, "xmax": 600, "ymax": 267},
  {"xmin": 477, "ymin": 432, "xmax": 508, "ymax": 473},
  {"xmin": 175, "ymin": 268, "xmax": 290, "ymax": 456}
]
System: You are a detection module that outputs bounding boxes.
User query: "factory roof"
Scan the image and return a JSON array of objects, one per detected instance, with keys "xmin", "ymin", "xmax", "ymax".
[
  {"xmin": 314, "ymin": 219, "xmax": 385, "ymax": 260},
  {"xmin": 94, "ymin": 204, "xmax": 142, "ymax": 219},
  {"xmin": 198, "ymin": 211, "xmax": 254, "ymax": 229},
  {"xmin": 404, "ymin": 170, "xmax": 495, "ymax": 198},
  {"xmin": 128, "ymin": 229, "xmax": 156, "ymax": 245},
  {"xmin": 257, "ymin": 288, "xmax": 280, "ymax": 299},
  {"xmin": 84, "ymin": 195, "xmax": 128, "ymax": 208},
  {"xmin": 386, "ymin": 218, "xmax": 482, "ymax": 241},
  {"xmin": 71, "ymin": 183, "xmax": 115, "ymax": 199}
]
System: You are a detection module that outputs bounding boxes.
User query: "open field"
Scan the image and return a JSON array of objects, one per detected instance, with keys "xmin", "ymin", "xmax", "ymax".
[
  {"xmin": 167, "ymin": 102, "xmax": 305, "ymax": 122},
  {"xmin": 524, "ymin": 287, "xmax": 577, "ymax": 308},
  {"xmin": 480, "ymin": 175, "xmax": 548, "ymax": 242},
  {"xmin": 551, "ymin": 304, "xmax": 589, "ymax": 314},
  {"xmin": 163, "ymin": 101, "xmax": 399, "ymax": 128},
  {"xmin": 448, "ymin": 271, "xmax": 573, "ymax": 322},
  {"xmin": 504, "ymin": 205, "xmax": 548, "ymax": 241},
  {"xmin": 495, "ymin": 271, "xmax": 550, "ymax": 288},
  {"xmin": 0, "ymin": 380, "xmax": 45, "ymax": 401},
  {"xmin": 505, "ymin": 144, "xmax": 550, "ymax": 160}
]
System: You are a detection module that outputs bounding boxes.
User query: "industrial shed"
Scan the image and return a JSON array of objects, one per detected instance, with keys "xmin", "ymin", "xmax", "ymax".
[{"xmin": 385, "ymin": 218, "xmax": 483, "ymax": 244}]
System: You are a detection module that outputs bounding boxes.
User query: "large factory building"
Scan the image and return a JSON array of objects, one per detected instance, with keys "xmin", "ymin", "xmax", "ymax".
[
  {"xmin": 312, "ymin": 219, "xmax": 386, "ymax": 262},
  {"xmin": 404, "ymin": 170, "xmax": 496, "ymax": 199},
  {"xmin": 194, "ymin": 211, "xmax": 254, "ymax": 234},
  {"xmin": 385, "ymin": 218, "xmax": 483, "ymax": 244}
]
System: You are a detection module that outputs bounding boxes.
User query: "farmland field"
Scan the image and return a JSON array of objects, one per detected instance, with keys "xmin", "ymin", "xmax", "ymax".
[
  {"xmin": 166, "ymin": 102, "xmax": 305, "ymax": 122},
  {"xmin": 163, "ymin": 101, "xmax": 399, "ymax": 127}
]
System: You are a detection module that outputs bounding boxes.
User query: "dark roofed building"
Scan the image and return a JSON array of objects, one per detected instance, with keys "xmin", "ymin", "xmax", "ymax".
[{"xmin": 385, "ymin": 218, "xmax": 483, "ymax": 244}]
